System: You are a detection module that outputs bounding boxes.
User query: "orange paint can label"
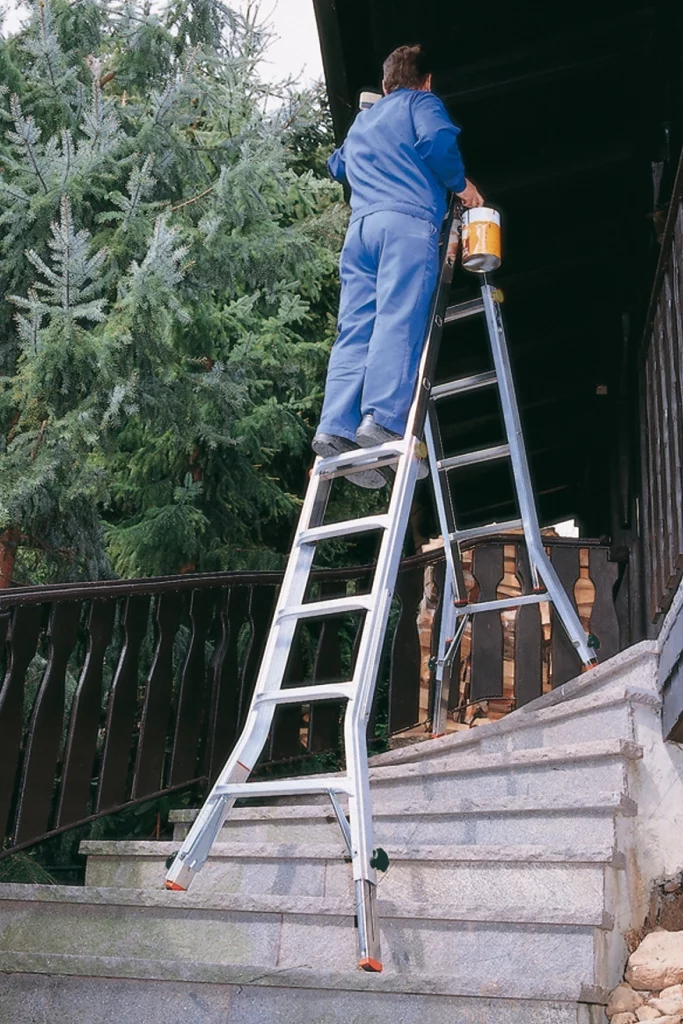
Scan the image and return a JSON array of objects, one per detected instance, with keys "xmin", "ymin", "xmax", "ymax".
[{"xmin": 462, "ymin": 208, "xmax": 502, "ymax": 273}]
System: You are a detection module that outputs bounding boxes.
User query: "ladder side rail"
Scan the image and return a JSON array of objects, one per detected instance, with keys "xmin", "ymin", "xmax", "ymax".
[
  {"xmin": 480, "ymin": 280, "xmax": 596, "ymax": 667},
  {"xmin": 530, "ymin": 544, "xmax": 596, "ymax": 665},
  {"xmin": 480, "ymin": 280, "xmax": 544, "ymax": 575},
  {"xmin": 424, "ymin": 410, "xmax": 468, "ymax": 736},
  {"xmin": 344, "ymin": 436, "xmax": 422, "ymax": 970}
]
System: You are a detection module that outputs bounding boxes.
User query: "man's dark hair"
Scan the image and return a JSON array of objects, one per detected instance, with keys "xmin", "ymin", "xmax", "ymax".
[{"xmin": 382, "ymin": 44, "xmax": 431, "ymax": 94}]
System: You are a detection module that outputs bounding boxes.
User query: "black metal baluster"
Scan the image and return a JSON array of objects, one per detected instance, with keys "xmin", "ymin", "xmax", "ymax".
[
  {"xmin": 14, "ymin": 601, "xmax": 82, "ymax": 843},
  {"xmin": 549, "ymin": 545, "xmax": 582, "ymax": 687},
  {"xmin": 169, "ymin": 590, "xmax": 215, "ymax": 787},
  {"xmin": 205, "ymin": 586, "xmax": 249, "ymax": 783},
  {"xmin": 470, "ymin": 544, "xmax": 504, "ymax": 701},
  {"xmin": 97, "ymin": 595, "xmax": 151, "ymax": 811},
  {"xmin": 587, "ymin": 547, "xmax": 620, "ymax": 663},
  {"xmin": 133, "ymin": 592, "xmax": 184, "ymax": 798},
  {"xmin": 515, "ymin": 543, "xmax": 543, "ymax": 707},
  {"xmin": 388, "ymin": 564, "xmax": 424, "ymax": 734},
  {"xmin": 0, "ymin": 605, "xmax": 43, "ymax": 842},
  {"xmin": 57, "ymin": 599, "xmax": 116, "ymax": 827}
]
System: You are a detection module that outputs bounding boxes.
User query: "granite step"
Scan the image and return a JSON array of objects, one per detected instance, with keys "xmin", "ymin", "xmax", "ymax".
[
  {"xmin": 169, "ymin": 790, "xmax": 636, "ymax": 848},
  {"xmin": 0, "ymin": 883, "xmax": 611, "ymax": 1000},
  {"xmin": 80, "ymin": 839, "xmax": 623, "ymax": 915},
  {"xmin": 370, "ymin": 643, "xmax": 659, "ymax": 769},
  {"xmin": 384, "ymin": 686, "xmax": 655, "ymax": 763},
  {"xmin": 0, "ymin": 954, "xmax": 608, "ymax": 1024},
  {"xmin": 255, "ymin": 739, "xmax": 641, "ymax": 809}
]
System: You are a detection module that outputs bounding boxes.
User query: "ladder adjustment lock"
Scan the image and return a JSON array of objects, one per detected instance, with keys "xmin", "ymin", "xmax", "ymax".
[
  {"xmin": 492, "ymin": 288, "xmax": 505, "ymax": 303},
  {"xmin": 422, "ymin": 376, "xmax": 431, "ymax": 391},
  {"xmin": 415, "ymin": 440, "xmax": 428, "ymax": 460},
  {"xmin": 370, "ymin": 848, "xmax": 390, "ymax": 872},
  {"xmin": 435, "ymin": 314, "xmax": 443, "ymax": 327},
  {"xmin": 587, "ymin": 632, "xmax": 601, "ymax": 650}
]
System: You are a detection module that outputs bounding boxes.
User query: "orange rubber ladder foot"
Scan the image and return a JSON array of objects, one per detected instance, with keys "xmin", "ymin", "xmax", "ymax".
[
  {"xmin": 165, "ymin": 881, "xmax": 186, "ymax": 891},
  {"xmin": 581, "ymin": 659, "xmax": 600, "ymax": 673},
  {"xmin": 359, "ymin": 958, "xmax": 383, "ymax": 973}
]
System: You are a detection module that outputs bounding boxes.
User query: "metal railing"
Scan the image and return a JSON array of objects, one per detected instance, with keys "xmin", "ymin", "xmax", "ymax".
[{"xmin": 0, "ymin": 536, "xmax": 625, "ymax": 855}]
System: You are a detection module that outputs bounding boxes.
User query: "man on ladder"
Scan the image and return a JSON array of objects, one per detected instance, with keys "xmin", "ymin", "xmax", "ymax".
[
  {"xmin": 166, "ymin": 43, "xmax": 597, "ymax": 975},
  {"xmin": 313, "ymin": 43, "xmax": 484, "ymax": 484}
]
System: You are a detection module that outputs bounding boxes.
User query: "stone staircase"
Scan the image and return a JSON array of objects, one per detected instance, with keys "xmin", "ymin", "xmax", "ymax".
[{"xmin": 1, "ymin": 639, "xmax": 682, "ymax": 1024}]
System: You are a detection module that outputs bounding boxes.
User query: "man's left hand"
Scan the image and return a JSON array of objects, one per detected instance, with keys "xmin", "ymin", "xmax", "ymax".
[{"xmin": 456, "ymin": 179, "xmax": 485, "ymax": 208}]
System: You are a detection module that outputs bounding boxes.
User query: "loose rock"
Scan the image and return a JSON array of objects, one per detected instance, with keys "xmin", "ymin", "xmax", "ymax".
[
  {"xmin": 626, "ymin": 932, "xmax": 683, "ymax": 990},
  {"xmin": 652, "ymin": 995, "xmax": 683, "ymax": 1016},
  {"xmin": 611, "ymin": 1015, "xmax": 638, "ymax": 1024},
  {"xmin": 636, "ymin": 1008, "xmax": 662, "ymax": 1021},
  {"xmin": 655, "ymin": 983, "xmax": 683, "ymax": 1015},
  {"xmin": 652, "ymin": 1017, "xmax": 683, "ymax": 1024},
  {"xmin": 608, "ymin": 984, "xmax": 645, "ymax": 1016}
]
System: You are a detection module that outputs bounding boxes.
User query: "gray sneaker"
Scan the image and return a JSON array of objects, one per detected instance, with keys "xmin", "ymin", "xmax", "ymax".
[
  {"xmin": 311, "ymin": 432, "xmax": 387, "ymax": 489},
  {"xmin": 355, "ymin": 415, "xmax": 429, "ymax": 480}
]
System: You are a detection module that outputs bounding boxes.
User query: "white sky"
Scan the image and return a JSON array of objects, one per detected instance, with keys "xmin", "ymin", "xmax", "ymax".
[{"xmin": 1, "ymin": 0, "xmax": 324, "ymax": 84}]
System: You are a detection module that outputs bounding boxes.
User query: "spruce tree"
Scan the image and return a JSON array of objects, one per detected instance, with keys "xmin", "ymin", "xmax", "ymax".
[{"xmin": 0, "ymin": 0, "xmax": 349, "ymax": 584}]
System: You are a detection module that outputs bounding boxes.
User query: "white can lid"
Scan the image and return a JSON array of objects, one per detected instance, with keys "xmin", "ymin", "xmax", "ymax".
[
  {"xmin": 359, "ymin": 91, "xmax": 382, "ymax": 109},
  {"xmin": 463, "ymin": 206, "xmax": 501, "ymax": 225}
]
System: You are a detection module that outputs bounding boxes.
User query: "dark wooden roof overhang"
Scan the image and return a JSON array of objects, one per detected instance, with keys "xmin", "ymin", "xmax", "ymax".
[{"xmin": 312, "ymin": 0, "xmax": 682, "ymax": 535}]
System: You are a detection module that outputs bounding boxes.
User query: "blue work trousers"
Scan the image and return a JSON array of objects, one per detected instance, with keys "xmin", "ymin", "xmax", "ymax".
[{"xmin": 318, "ymin": 210, "xmax": 440, "ymax": 440}]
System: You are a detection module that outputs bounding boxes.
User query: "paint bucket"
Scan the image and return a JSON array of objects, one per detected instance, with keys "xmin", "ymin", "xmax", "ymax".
[{"xmin": 461, "ymin": 207, "xmax": 502, "ymax": 273}]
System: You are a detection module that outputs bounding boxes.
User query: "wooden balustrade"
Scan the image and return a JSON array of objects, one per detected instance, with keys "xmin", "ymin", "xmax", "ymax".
[
  {"xmin": 0, "ymin": 538, "xmax": 625, "ymax": 855},
  {"xmin": 640, "ymin": 162, "xmax": 683, "ymax": 624},
  {"xmin": 422, "ymin": 537, "xmax": 623, "ymax": 736}
]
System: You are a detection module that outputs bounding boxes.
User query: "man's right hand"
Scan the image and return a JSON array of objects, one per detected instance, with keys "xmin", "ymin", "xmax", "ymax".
[{"xmin": 456, "ymin": 179, "xmax": 485, "ymax": 208}]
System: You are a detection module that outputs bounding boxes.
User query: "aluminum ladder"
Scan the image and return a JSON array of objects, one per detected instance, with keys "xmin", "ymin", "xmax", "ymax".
[
  {"xmin": 165, "ymin": 200, "xmax": 597, "ymax": 971},
  {"xmin": 426, "ymin": 280, "xmax": 598, "ymax": 736}
]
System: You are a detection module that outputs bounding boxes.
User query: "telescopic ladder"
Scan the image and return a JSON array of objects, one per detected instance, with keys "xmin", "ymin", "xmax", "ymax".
[{"xmin": 165, "ymin": 199, "xmax": 598, "ymax": 972}]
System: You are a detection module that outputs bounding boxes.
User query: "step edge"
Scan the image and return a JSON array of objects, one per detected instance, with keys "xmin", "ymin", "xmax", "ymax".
[
  {"xmin": 168, "ymin": 792, "xmax": 637, "ymax": 823},
  {"xmin": 0, "ymin": 881, "xmax": 616, "ymax": 924},
  {"xmin": 0, "ymin": 950, "xmax": 611, "ymax": 1004},
  {"xmin": 78, "ymin": 840, "xmax": 625, "ymax": 866},
  {"xmin": 368, "ymin": 739, "xmax": 643, "ymax": 781}
]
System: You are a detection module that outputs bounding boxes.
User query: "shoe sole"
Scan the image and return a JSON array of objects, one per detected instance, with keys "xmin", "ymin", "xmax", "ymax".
[
  {"xmin": 311, "ymin": 437, "xmax": 387, "ymax": 490},
  {"xmin": 356, "ymin": 427, "xmax": 429, "ymax": 481}
]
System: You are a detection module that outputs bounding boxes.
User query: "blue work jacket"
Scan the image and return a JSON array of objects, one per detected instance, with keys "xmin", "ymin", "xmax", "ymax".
[{"xmin": 327, "ymin": 88, "xmax": 467, "ymax": 228}]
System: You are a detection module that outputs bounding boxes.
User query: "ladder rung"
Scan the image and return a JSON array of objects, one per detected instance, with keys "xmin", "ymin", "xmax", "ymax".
[
  {"xmin": 214, "ymin": 775, "xmax": 353, "ymax": 798},
  {"xmin": 438, "ymin": 444, "xmax": 511, "ymax": 472},
  {"xmin": 277, "ymin": 595, "xmax": 373, "ymax": 622},
  {"xmin": 253, "ymin": 683, "xmax": 355, "ymax": 706},
  {"xmin": 451, "ymin": 518, "xmax": 523, "ymax": 544},
  {"xmin": 455, "ymin": 592, "xmax": 548, "ymax": 616},
  {"xmin": 298, "ymin": 514, "xmax": 390, "ymax": 545},
  {"xmin": 316, "ymin": 441, "xmax": 406, "ymax": 478},
  {"xmin": 431, "ymin": 371, "xmax": 498, "ymax": 401},
  {"xmin": 444, "ymin": 298, "xmax": 485, "ymax": 322}
]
